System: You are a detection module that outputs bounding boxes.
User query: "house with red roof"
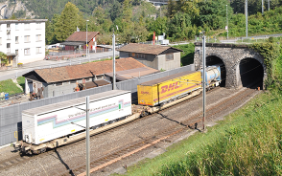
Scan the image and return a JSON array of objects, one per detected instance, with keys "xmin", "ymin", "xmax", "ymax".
[{"xmin": 61, "ymin": 31, "xmax": 99, "ymax": 52}]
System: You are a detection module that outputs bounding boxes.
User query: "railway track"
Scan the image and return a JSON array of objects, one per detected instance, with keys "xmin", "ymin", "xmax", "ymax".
[
  {"xmin": 57, "ymin": 87, "xmax": 258, "ymax": 176},
  {"xmin": 0, "ymin": 86, "xmax": 222, "ymax": 173},
  {"xmin": 0, "ymin": 87, "xmax": 258, "ymax": 176}
]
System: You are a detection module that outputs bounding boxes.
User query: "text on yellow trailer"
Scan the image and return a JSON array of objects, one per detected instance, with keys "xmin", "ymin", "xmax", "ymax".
[{"xmin": 137, "ymin": 71, "xmax": 202, "ymax": 106}]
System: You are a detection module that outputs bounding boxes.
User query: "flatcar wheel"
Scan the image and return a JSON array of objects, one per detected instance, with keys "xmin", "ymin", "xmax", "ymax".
[
  {"xmin": 40, "ymin": 148, "xmax": 46, "ymax": 153},
  {"xmin": 32, "ymin": 150, "xmax": 41, "ymax": 155}
]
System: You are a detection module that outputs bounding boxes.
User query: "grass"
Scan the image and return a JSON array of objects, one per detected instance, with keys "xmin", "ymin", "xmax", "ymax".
[
  {"xmin": 171, "ymin": 43, "xmax": 195, "ymax": 66},
  {"xmin": 17, "ymin": 76, "xmax": 25, "ymax": 91},
  {"xmin": 0, "ymin": 79, "xmax": 23, "ymax": 95},
  {"xmin": 120, "ymin": 91, "xmax": 282, "ymax": 176}
]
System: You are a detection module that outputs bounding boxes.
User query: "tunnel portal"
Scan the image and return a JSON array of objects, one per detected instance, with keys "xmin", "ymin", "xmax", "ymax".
[{"xmin": 239, "ymin": 58, "xmax": 264, "ymax": 89}]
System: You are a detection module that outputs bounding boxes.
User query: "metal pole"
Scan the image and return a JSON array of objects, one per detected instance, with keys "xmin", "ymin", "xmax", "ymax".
[
  {"xmin": 202, "ymin": 35, "xmax": 206, "ymax": 131},
  {"xmin": 86, "ymin": 21, "xmax": 87, "ymax": 60},
  {"xmin": 245, "ymin": 0, "xmax": 248, "ymax": 37},
  {"xmin": 112, "ymin": 29, "xmax": 116, "ymax": 90},
  {"xmin": 226, "ymin": 5, "xmax": 228, "ymax": 39},
  {"xmin": 268, "ymin": 0, "xmax": 270, "ymax": 11},
  {"xmin": 86, "ymin": 96, "xmax": 90, "ymax": 176},
  {"xmin": 262, "ymin": 0, "xmax": 264, "ymax": 15}
]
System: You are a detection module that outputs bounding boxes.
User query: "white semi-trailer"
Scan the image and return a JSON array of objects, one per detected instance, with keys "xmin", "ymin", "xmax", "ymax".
[{"xmin": 15, "ymin": 90, "xmax": 135, "ymax": 154}]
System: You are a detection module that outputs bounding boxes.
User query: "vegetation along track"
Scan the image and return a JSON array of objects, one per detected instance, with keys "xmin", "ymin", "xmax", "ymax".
[{"xmin": 57, "ymin": 87, "xmax": 258, "ymax": 176}]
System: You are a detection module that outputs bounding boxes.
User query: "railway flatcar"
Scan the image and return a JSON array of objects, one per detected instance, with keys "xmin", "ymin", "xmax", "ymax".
[
  {"xmin": 137, "ymin": 65, "xmax": 221, "ymax": 107},
  {"xmin": 14, "ymin": 65, "xmax": 221, "ymax": 155},
  {"xmin": 14, "ymin": 90, "xmax": 132, "ymax": 154}
]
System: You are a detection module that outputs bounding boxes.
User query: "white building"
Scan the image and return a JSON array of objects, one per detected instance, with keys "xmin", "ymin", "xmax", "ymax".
[{"xmin": 0, "ymin": 19, "xmax": 47, "ymax": 66}]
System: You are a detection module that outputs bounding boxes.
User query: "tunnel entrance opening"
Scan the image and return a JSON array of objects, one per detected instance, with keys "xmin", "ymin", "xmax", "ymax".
[
  {"xmin": 206, "ymin": 56, "xmax": 226, "ymax": 87},
  {"xmin": 239, "ymin": 58, "xmax": 264, "ymax": 89}
]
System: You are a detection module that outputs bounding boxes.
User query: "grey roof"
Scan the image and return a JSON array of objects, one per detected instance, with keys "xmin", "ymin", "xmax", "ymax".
[
  {"xmin": 22, "ymin": 90, "xmax": 130, "ymax": 116},
  {"xmin": 60, "ymin": 41, "xmax": 86, "ymax": 46},
  {"xmin": 0, "ymin": 19, "xmax": 48, "ymax": 24}
]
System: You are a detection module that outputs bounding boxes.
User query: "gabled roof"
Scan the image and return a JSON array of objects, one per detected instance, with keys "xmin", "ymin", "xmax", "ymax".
[
  {"xmin": 66, "ymin": 31, "xmax": 99, "ymax": 43},
  {"xmin": 117, "ymin": 43, "xmax": 183, "ymax": 55},
  {"xmin": 23, "ymin": 57, "xmax": 147, "ymax": 83}
]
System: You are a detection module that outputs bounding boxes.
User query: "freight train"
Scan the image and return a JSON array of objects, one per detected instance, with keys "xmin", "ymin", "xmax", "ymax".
[{"xmin": 14, "ymin": 65, "xmax": 221, "ymax": 154}]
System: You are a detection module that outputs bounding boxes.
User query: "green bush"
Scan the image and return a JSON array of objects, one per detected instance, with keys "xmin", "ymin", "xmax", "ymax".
[{"xmin": 172, "ymin": 43, "xmax": 195, "ymax": 66}]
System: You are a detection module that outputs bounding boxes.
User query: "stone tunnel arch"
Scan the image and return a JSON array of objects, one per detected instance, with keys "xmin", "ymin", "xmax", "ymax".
[
  {"xmin": 206, "ymin": 55, "xmax": 227, "ymax": 87},
  {"xmin": 237, "ymin": 58, "xmax": 264, "ymax": 89}
]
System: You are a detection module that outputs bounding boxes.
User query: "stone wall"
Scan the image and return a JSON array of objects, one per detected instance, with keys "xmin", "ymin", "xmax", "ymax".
[{"xmin": 194, "ymin": 43, "xmax": 266, "ymax": 89}]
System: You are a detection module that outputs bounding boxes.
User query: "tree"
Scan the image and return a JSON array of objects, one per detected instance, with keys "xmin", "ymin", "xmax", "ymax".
[
  {"xmin": 110, "ymin": 0, "xmax": 122, "ymax": 21},
  {"xmin": 0, "ymin": 52, "xmax": 7, "ymax": 66},
  {"xmin": 54, "ymin": 2, "xmax": 84, "ymax": 42}
]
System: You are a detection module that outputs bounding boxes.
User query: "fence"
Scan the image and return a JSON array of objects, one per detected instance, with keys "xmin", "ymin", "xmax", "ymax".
[{"xmin": 0, "ymin": 64, "xmax": 195, "ymax": 147}]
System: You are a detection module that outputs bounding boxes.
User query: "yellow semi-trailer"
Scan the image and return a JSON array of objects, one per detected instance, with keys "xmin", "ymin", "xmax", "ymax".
[{"xmin": 137, "ymin": 71, "xmax": 202, "ymax": 106}]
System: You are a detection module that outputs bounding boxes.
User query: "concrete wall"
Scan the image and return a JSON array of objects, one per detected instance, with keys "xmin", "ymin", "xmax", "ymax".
[
  {"xmin": 194, "ymin": 43, "xmax": 266, "ymax": 89},
  {"xmin": 0, "ymin": 64, "xmax": 195, "ymax": 146},
  {"xmin": 157, "ymin": 52, "xmax": 181, "ymax": 71}
]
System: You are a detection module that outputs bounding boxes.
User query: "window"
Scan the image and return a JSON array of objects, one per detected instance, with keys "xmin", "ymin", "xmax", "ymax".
[
  {"xmin": 7, "ymin": 43, "xmax": 11, "ymax": 53},
  {"xmin": 24, "ymin": 48, "xmax": 30, "ymax": 55},
  {"xmin": 15, "ymin": 49, "xmax": 18, "ymax": 56},
  {"xmin": 15, "ymin": 36, "xmax": 19, "ymax": 43},
  {"xmin": 24, "ymin": 35, "xmax": 30, "ymax": 43},
  {"xmin": 56, "ymin": 82, "xmax": 62, "ymax": 86},
  {"xmin": 131, "ymin": 53, "xmax": 135, "ymax": 57},
  {"xmin": 15, "ymin": 23, "xmax": 19, "ymax": 30},
  {"xmin": 7, "ymin": 24, "xmax": 10, "ymax": 29},
  {"xmin": 36, "ymin": 23, "xmax": 41, "ymax": 29},
  {"xmin": 36, "ymin": 47, "xmax": 41, "ymax": 54},
  {"xmin": 24, "ymin": 23, "xmax": 30, "ymax": 30},
  {"xmin": 36, "ymin": 34, "xmax": 41, "ymax": 41},
  {"xmin": 97, "ymin": 76, "xmax": 103, "ymax": 80},
  {"xmin": 166, "ymin": 53, "xmax": 174, "ymax": 61}
]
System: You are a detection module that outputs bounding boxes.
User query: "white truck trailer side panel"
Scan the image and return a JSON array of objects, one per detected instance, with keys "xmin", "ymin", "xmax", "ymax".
[{"xmin": 22, "ymin": 92, "xmax": 131, "ymax": 145}]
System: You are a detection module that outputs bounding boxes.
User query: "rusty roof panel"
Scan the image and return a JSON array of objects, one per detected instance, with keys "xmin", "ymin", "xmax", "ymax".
[{"xmin": 33, "ymin": 57, "xmax": 147, "ymax": 83}]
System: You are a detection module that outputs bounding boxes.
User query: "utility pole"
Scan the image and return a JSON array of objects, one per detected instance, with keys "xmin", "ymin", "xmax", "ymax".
[
  {"xmin": 202, "ymin": 35, "xmax": 206, "ymax": 131},
  {"xmin": 268, "ymin": 0, "xmax": 270, "ymax": 11},
  {"xmin": 71, "ymin": 97, "xmax": 90, "ymax": 176},
  {"xmin": 112, "ymin": 28, "xmax": 116, "ymax": 90},
  {"xmin": 262, "ymin": 0, "xmax": 264, "ymax": 15},
  {"xmin": 86, "ymin": 96, "xmax": 90, "ymax": 176},
  {"xmin": 245, "ymin": 0, "xmax": 248, "ymax": 37},
  {"xmin": 86, "ymin": 20, "xmax": 89, "ymax": 60},
  {"xmin": 226, "ymin": 5, "xmax": 228, "ymax": 39}
]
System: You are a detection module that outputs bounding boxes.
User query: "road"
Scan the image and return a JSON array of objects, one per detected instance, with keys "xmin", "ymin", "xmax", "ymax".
[
  {"xmin": 220, "ymin": 33, "xmax": 282, "ymax": 43},
  {"xmin": 0, "ymin": 51, "xmax": 118, "ymax": 81}
]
